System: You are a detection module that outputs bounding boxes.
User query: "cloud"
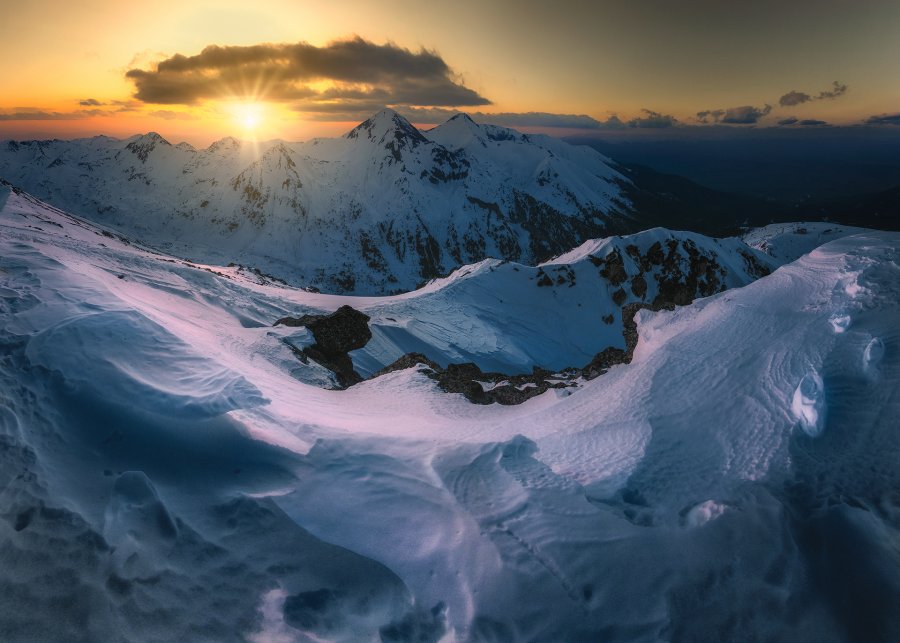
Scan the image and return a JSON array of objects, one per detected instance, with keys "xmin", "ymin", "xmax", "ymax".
[
  {"xmin": 778, "ymin": 117, "xmax": 829, "ymax": 127},
  {"xmin": 126, "ymin": 37, "xmax": 490, "ymax": 110},
  {"xmin": 626, "ymin": 109, "xmax": 678, "ymax": 128},
  {"xmin": 0, "ymin": 107, "xmax": 120, "ymax": 121},
  {"xmin": 0, "ymin": 109, "xmax": 98, "ymax": 121},
  {"xmin": 79, "ymin": 98, "xmax": 105, "ymax": 106},
  {"xmin": 148, "ymin": 110, "xmax": 198, "ymax": 120},
  {"xmin": 865, "ymin": 113, "xmax": 900, "ymax": 125},
  {"xmin": 696, "ymin": 105, "xmax": 771, "ymax": 125},
  {"xmin": 696, "ymin": 109, "xmax": 725, "ymax": 124},
  {"xmin": 721, "ymin": 104, "xmax": 772, "ymax": 124},
  {"xmin": 779, "ymin": 81, "xmax": 847, "ymax": 107},
  {"xmin": 817, "ymin": 81, "xmax": 847, "ymax": 100},
  {"xmin": 779, "ymin": 91, "xmax": 811, "ymax": 107}
]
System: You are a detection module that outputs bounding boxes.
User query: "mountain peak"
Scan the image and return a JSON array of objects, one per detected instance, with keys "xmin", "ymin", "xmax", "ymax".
[
  {"xmin": 138, "ymin": 131, "xmax": 171, "ymax": 145},
  {"xmin": 426, "ymin": 112, "xmax": 486, "ymax": 150},
  {"xmin": 125, "ymin": 132, "xmax": 171, "ymax": 162},
  {"xmin": 206, "ymin": 136, "xmax": 241, "ymax": 153},
  {"xmin": 346, "ymin": 109, "xmax": 426, "ymax": 146},
  {"xmin": 447, "ymin": 113, "xmax": 477, "ymax": 124}
]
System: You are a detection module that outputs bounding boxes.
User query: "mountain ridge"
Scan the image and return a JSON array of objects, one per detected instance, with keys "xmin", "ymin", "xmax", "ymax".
[{"xmin": 1, "ymin": 111, "xmax": 750, "ymax": 294}]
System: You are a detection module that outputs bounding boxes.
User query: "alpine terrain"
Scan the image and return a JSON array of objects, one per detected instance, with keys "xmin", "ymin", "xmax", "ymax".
[
  {"xmin": 0, "ymin": 110, "xmax": 747, "ymax": 294},
  {"xmin": 1, "ymin": 174, "xmax": 898, "ymax": 641}
]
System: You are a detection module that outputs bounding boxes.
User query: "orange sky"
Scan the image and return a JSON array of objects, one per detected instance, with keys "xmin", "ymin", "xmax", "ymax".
[{"xmin": 2, "ymin": 0, "xmax": 898, "ymax": 145}]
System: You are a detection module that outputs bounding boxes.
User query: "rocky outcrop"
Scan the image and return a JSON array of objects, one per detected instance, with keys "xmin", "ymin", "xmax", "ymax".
[
  {"xmin": 275, "ymin": 305, "xmax": 372, "ymax": 388},
  {"xmin": 375, "ymin": 355, "xmax": 577, "ymax": 406}
]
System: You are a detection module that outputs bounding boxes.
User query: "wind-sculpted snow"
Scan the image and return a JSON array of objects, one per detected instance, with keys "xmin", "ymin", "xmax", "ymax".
[
  {"xmin": 26, "ymin": 310, "xmax": 268, "ymax": 419},
  {"xmin": 2, "ymin": 187, "xmax": 899, "ymax": 640}
]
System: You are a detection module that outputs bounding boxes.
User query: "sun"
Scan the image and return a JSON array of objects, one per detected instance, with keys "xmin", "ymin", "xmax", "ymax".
[{"xmin": 232, "ymin": 102, "xmax": 264, "ymax": 132}]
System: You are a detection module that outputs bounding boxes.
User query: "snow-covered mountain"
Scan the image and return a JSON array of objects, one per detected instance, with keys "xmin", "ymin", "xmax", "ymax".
[
  {"xmin": 3, "ymin": 185, "xmax": 898, "ymax": 641},
  {"xmin": 1, "ymin": 110, "xmax": 639, "ymax": 294}
]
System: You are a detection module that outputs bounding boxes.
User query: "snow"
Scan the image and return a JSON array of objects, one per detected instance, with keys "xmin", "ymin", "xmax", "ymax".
[
  {"xmin": 0, "ymin": 111, "xmax": 628, "ymax": 294},
  {"xmin": 2, "ymin": 185, "xmax": 900, "ymax": 640},
  {"xmin": 792, "ymin": 371, "xmax": 827, "ymax": 438},
  {"xmin": 742, "ymin": 221, "xmax": 871, "ymax": 263}
]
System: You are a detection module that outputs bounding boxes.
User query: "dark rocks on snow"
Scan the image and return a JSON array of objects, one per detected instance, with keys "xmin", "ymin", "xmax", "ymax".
[
  {"xmin": 631, "ymin": 274, "xmax": 647, "ymax": 299},
  {"xmin": 375, "ymin": 354, "xmax": 576, "ymax": 406},
  {"xmin": 275, "ymin": 305, "xmax": 372, "ymax": 388}
]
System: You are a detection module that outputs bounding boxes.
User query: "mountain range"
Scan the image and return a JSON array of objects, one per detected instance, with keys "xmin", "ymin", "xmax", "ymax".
[{"xmin": 1, "ymin": 109, "xmax": 754, "ymax": 294}]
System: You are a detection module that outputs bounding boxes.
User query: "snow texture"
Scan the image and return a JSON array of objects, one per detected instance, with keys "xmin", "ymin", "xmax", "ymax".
[{"xmin": 2, "ymin": 184, "xmax": 900, "ymax": 641}]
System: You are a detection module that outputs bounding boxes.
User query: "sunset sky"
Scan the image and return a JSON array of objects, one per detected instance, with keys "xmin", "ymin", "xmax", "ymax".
[{"xmin": 2, "ymin": 0, "xmax": 899, "ymax": 145}]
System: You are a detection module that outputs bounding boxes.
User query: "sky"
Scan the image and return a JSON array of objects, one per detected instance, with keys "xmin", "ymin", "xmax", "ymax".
[{"xmin": 1, "ymin": 0, "xmax": 899, "ymax": 145}]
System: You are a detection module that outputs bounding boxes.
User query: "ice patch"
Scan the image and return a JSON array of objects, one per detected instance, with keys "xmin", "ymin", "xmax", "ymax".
[
  {"xmin": 829, "ymin": 313, "xmax": 851, "ymax": 333},
  {"xmin": 685, "ymin": 500, "xmax": 727, "ymax": 527},
  {"xmin": 792, "ymin": 371, "xmax": 827, "ymax": 438}
]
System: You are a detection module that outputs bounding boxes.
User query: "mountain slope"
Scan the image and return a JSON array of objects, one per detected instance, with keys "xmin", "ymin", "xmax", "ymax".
[{"xmin": 3, "ymin": 186, "xmax": 899, "ymax": 640}]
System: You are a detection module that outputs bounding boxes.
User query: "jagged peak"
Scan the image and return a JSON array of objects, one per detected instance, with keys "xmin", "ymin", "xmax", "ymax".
[
  {"xmin": 133, "ymin": 131, "xmax": 171, "ymax": 145},
  {"xmin": 206, "ymin": 136, "xmax": 242, "ymax": 153},
  {"xmin": 124, "ymin": 132, "xmax": 171, "ymax": 163},
  {"xmin": 345, "ymin": 108, "xmax": 426, "ymax": 145}
]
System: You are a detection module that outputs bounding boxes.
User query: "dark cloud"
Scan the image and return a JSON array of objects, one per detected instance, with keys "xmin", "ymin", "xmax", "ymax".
[
  {"xmin": 627, "ymin": 109, "xmax": 678, "ymax": 128},
  {"xmin": 779, "ymin": 117, "xmax": 829, "ymax": 126},
  {"xmin": 817, "ymin": 81, "xmax": 847, "ymax": 100},
  {"xmin": 779, "ymin": 81, "xmax": 846, "ymax": 106},
  {"xmin": 865, "ymin": 113, "xmax": 900, "ymax": 125},
  {"xmin": 696, "ymin": 105, "xmax": 771, "ymax": 125},
  {"xmin": 721, "ymin": 104, "xmax": 772, "ymax": 124},
  {"xmin": 79, "ymin": 98, "xmax": 105, "ymax": 106},
  {"xmin": 126, "ymin": 37, "xmax": 490, "ymax": 109},
  {"xmin": 696, "ymin": 109, "xmax": 725, "ymax": 124},
  {"xmin": 778, "ymin": 91, "xmax": 811, "ymax": 107}
]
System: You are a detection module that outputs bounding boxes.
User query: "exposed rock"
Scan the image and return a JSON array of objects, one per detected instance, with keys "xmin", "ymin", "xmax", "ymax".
[
  {"xmin": 275, "ymin": 305, "xmax": 372, "ymax": 388},
  {"xmin": 631, "ymin": 274, "xmax": 647, "ymax": 299},
  {"xmin": 373, "ymin": 352, "xmax": 441, "ymax": 378},
  {"xmin": 374, "ymin": 354, "xmax": 575, "ymax": 406}
]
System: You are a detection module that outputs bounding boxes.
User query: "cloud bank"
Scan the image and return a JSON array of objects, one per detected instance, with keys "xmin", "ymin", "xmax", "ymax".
[
  {"xmin": 866, "ymin": 113, "xmax": 900, "ymax": 125},
  {"xmin": 697, "ymin": 105, "xmax": 772, "ymax": 124},
  {"xmin": 125, "ymin": 37, "xmax": 490, "ymax": 110}
]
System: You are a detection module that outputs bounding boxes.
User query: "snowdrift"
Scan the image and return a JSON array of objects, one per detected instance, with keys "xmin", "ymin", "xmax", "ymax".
[{"xmin": 1, "ymin": 186, "xmax": 899, "ymax": 641}]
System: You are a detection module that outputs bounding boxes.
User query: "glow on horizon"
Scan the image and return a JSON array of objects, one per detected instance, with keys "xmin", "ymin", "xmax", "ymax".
[{"xmin": 1, "ymin": 0, "xmax": 898, "ymax": 143}]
